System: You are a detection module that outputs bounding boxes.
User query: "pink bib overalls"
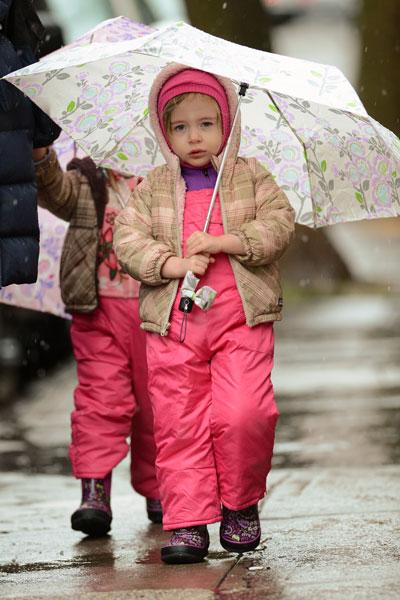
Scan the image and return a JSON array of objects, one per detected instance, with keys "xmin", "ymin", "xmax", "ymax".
[{"xmin": 146, "ymin": 189, "xmax": 279, "ymax": 529}]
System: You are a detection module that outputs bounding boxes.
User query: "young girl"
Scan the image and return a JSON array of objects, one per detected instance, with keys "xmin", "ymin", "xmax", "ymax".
[
  {"xmin": 114, "ymin": 65, "xmax": 295, "ymax": 563},
  {"xmin": 32, "ymin": 147, "xmax": 162, "ymax": 536}
]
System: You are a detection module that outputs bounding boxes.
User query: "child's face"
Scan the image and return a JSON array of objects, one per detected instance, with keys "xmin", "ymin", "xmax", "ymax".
[{"xmin": 166, "ymin": 94, "xmax": 223, "ymax": 167}]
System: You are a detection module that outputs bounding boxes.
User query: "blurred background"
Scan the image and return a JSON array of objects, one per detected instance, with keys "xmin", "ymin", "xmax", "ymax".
[{"xmin": 0, "ymin": 0, "xmax": 399, "ymax": 468}]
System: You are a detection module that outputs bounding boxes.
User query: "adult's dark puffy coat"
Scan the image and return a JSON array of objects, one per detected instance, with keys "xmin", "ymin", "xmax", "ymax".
[{"xmin": 0, "ymin": 0, "xmax": 61, "ymax": 287}]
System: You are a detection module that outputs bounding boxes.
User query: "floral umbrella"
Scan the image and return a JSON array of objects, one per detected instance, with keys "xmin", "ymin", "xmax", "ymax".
[
  {"xmin": 4, "ymin": 20, "xmax": 400, "ymax": 229},
  {"xmin": 0, "ymin": 17, "xmax": 153, "ymax": 318}
]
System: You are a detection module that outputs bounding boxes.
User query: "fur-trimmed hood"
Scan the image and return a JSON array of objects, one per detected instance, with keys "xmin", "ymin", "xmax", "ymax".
[{"xmin": 148, "ymin": 63, "xmax": 241, "ymax": 174}]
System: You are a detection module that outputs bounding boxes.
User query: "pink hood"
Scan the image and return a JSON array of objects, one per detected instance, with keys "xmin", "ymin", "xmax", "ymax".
[{"xmin": 148, "ymin": 63, "xmax": 242, "ymax": 174}]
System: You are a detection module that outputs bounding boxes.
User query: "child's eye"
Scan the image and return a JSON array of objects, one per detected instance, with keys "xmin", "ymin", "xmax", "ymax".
[
  {"xmin": 173, "ymin": 124, "xmax": 186, "ymax": 132},
  {"xmin": 201, "ymin": 121, "xmax": 214, "ymax": 128}
]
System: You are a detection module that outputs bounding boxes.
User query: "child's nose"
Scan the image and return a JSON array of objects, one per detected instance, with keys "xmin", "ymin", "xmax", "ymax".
[{"xmin": 188, "ymin": 127, "xmax": 201, "ymax": 142}]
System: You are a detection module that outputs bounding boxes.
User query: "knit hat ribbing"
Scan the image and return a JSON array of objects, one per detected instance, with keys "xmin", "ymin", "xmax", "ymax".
[{"xmin": 157, "ymin": 68, "xmax": 231, "ymax": 152}]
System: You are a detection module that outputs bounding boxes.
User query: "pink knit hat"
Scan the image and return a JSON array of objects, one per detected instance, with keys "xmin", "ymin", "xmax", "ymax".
[{"xmin": 157, "ymin": 68, "xmax": 231, "ymax": 152}]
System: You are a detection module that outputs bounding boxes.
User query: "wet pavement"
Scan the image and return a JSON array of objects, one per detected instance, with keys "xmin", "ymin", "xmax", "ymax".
[{"xmin": 0, "ymin": 292, "xmax": 399, "ymax": 599}]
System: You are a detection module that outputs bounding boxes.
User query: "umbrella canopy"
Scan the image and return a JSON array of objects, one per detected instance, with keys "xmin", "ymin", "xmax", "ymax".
[{"xmin": 4, "ymin": 20, "xmax": 400, "ymax": 227}]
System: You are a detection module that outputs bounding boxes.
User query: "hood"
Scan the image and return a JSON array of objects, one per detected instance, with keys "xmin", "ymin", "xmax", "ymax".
[
  {"xmin": 148, "ymin": 63, "xmax": 241, "ymax": 175},
  {"xmin": 0, "ymin": 0, "xmax": 12, "ymax": 22}
]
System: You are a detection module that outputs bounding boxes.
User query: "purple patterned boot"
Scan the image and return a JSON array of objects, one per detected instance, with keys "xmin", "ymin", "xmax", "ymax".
[
  {"xmin": 220, "ymin": 504, "xmax": 261, "ymax": 553},
  {"xmin": 161, "ymin": 526, "xmax": 209, "ymax": 564},
  {"xmin": 146, "ymin": 498, "xmax": 163, "ymax": 524},
  {"xmin": 71, "ymin": 473, "xmax": 112, "ymax": 537}
]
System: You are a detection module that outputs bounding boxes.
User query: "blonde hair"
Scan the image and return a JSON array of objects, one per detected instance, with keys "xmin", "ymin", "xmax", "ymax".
[{"xmin": 163, "ymin": 92, "xmax": 221, "ymax": 132}]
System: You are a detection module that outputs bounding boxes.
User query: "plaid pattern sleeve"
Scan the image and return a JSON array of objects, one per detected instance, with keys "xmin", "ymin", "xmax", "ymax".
[
  {"xmin": 35, "ymin": 148, "xmax": 81, "ymax": 222},
  {"xmin": 231, "ymin": 158, "xmax": 295, "ymax": 267},
  {"xmin": 114, "ymin": 178, "xmax": 176, "ymax": 287}
]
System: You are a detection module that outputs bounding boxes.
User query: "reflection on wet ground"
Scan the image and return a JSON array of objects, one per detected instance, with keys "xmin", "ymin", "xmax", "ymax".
[
  {"xmin": 0, "ymin": 294, "xmax": 399, "ymax": 598},
  {"xmin": 272, "ymin": 294, "xmax": 400, "ymax": 470}
]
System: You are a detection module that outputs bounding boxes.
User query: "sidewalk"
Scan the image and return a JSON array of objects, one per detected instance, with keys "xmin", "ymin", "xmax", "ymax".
[{"xmin": 0, "ymin": 292, "xmax": 399, "ymax": 599}]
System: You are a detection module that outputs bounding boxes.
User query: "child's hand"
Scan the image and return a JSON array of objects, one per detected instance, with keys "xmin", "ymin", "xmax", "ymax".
[
  {"xmin": 161, "ymin": 254, "xmax": 214, "ymax": 279},
  {"xmin": 186, "ymin": 232, "xmax": 222, "ymax": 257},
  {"xmin": 33, "ymin": 147, "xmax": 49, "ymax": 162},
  {"xmin": 186, "ymin": 253, "xmax": 215, "ymax": 276}
]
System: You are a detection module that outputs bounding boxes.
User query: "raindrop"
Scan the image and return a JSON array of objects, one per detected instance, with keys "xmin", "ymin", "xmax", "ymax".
[
  {"xmin": 381, "ymin": 89, "xmax": 387, "ymax": 96},
  {"xmin": 301, "ymin": 234, "xmax": 309, "ymax": 243},
  {"xmin": 45, "ymin": 34, "xmax": 51, "ymax": 42},
  {"xmin": 364, "ymin": 46, "xmax": 368, "ymax": 53},
  {"xmin": 12, "ymin": 199, "xmax": 18, "ymax": 206},
  {"xmin": 387, "ymin": 285, "xmax": 391, "ymax": 292},
  {"xmin": 222, "ymin": 2, "xmax": 227, "ymax": 8}
]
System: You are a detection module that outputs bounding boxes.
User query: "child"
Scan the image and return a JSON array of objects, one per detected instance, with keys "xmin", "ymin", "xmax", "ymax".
[
  {"xmin": 32, "ymin": 146, "xmax": 162, "ymax": 536},
  {"xmin": 114, "ymin": 65, "xmax": 295, "ymax": 563}
]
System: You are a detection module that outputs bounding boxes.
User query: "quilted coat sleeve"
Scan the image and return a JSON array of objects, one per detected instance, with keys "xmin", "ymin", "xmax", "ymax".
[
  {"xmin": 114, "ymin": 178, "xmax": 175, "ymax": 287},
  {"xmin": 34, "ymin": 148, "xmax": 80, "ymax": 222},
  {"xmin": 231, "ymin": 158, "xmax": 295, "ymax": 267}
]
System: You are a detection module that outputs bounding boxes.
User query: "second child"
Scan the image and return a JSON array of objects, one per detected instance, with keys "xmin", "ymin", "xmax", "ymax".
[{"xmin": 33, "ymin": 147, "xmax": 161, "ymax": 536}]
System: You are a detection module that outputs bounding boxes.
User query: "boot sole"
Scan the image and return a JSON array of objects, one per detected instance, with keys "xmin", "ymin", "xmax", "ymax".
[
  {"xmin": 161, "ymin": 545, "xmax": 208, "ymax": 564},
  {"xmin": 220, "ymin": 535, "xmax": 261, "ymax": 553},
  {"xmin": 71, "ymin": 508, "xmax": 112, "ymax": 537}
]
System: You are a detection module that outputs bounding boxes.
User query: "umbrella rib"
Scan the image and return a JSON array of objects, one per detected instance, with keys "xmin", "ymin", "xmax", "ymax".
[{"xmin": 266, "ymin": 92, "xmax": 315, "ymax": 227}]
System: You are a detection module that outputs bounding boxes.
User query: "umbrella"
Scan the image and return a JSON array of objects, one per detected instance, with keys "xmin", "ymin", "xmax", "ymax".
[
  {"xmin": 0, "ymin": 17, "xmax": 153, "ymax": 318},
  {"xmin": 3, "ymin": 20, "xmax": 400, "ymax": 228}
]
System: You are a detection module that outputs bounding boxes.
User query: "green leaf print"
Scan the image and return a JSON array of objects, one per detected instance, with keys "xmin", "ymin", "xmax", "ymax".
[
  {"xmin": 66, "ymin": 101, "xmax": 76, "ymax": 113},
  {"xmin": 310, "ymin": 70, "xmax": 323, "ymax": 78},
  {"xmin": 268, "ymin": 104, "xmax": 278, "ymax": 113},
  {"xmin": 355, "ymin": 191, "xmax": 364, "ymax": 204},
  {"xmin": 143, "ymin": 107, "xmax": 149, "ymax": 118},
  {"xmin": 117, "ymin": 152, "xmax": 129, "ymax": 160},
  {"xmin": 320, "ymin": 160, "xmax": 327, "ymax": 172}
]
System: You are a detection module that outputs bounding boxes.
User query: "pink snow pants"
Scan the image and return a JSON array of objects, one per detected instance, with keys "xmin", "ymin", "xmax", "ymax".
[
  {"xmin": 146, "ymin": 190, "xmax": 279, "ymax": 530},
  {"xmin": 69, "ymin": 297, "xmax": 159, "ymax": 499}
]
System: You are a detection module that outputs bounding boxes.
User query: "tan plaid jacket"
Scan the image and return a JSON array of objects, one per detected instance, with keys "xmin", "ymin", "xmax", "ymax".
[
  {"xmin": 114, "ymin": 64, "xmax": 295, "ymax": 335},
  {"xmin": 35, "ymin": 149, "xmax": 101, "ymax": 313}
]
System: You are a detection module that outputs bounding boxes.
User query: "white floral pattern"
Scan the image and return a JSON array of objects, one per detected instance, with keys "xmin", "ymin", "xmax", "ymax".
[{"xmin": 5, "ymin": 20, "xmax": 399, "ymax": 228}]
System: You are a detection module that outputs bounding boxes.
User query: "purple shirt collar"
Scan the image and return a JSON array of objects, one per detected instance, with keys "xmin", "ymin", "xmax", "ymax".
[{"xmin": 181, "ymin": 163, "xmax": 218, "ymax": 191}]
